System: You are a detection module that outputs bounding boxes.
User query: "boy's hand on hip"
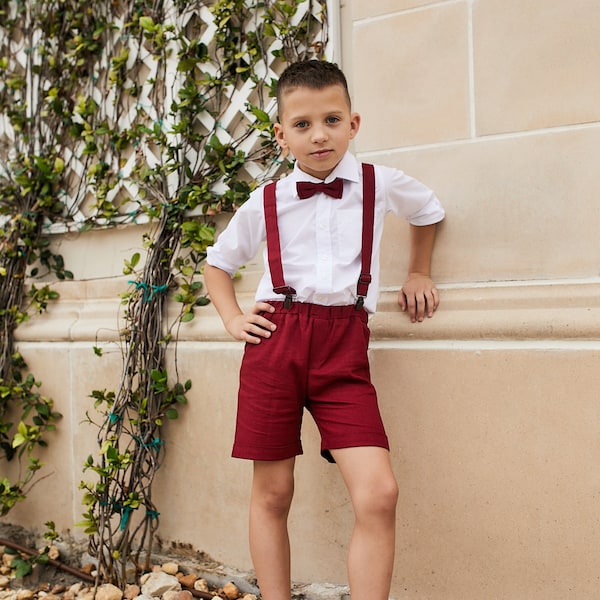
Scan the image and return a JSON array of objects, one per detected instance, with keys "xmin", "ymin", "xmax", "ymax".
[
  {"xmin": 399, "ymin": 273, "xmax": 439, "ymax": 323},
  {"xmin": 226, "ymin": 302, "xmax": 277, "ymax": 344}
]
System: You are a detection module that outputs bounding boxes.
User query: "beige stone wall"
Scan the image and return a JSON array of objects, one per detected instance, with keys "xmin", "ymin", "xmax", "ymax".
[
  {"xmin": 4, "ymin": 1, "xmax": 600, "ymax": 599},
  {"xmin": 343, "ymin": 0, "xmax": 600, "ymax": 598}
]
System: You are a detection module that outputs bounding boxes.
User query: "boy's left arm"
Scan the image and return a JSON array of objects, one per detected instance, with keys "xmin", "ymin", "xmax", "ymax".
[{"xmin": 399, "ymin": 223, "xmax": 440, "ymax": 323}]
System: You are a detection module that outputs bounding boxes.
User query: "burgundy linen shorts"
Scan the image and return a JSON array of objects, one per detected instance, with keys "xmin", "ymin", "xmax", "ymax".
[{"xmin": 232, "ymin": 301, "xmax": 389, "ymax": 463}]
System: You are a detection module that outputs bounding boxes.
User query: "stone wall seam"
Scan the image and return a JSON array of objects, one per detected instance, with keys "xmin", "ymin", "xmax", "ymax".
[
  {"xmin": 467, "ymin": 0, "xmax": 476, "ymax": 137},
  {"xmin": 356, "ymin": 119, "xmax": 600, "ymax": 158},
  {"xmin": 352, "ymin": 0, "xmax": 465, "ymax": 26}
]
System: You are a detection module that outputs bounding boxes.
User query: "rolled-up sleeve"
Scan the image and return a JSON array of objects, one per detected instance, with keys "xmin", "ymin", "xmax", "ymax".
[
  {"xmin": 205, "ymin": 191, "xmax": 266, "ymax": 277},
  {"xmin": 381, "ymin": 165, "xmax": 445, "ymax": 225}
]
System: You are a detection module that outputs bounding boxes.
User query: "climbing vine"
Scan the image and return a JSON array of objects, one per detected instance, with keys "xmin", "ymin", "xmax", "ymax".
[
  {"xmin": 0, "ymin": 0, "xmax": 103, "ymax": 515},
  {"xmin": 1, "ymin": 0, "xmax": 328, "ymax": 586}
]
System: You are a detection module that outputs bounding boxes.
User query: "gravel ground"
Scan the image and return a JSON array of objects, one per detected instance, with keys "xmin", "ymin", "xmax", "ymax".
[{"xmin": 0, "ymin": 526, "xmax": 350, "ymax": 600}]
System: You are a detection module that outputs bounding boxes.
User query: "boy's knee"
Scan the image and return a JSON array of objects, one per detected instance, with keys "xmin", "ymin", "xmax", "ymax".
[
  {"xmin": 376, "ymin": 477, "xmax": 399, "ymax": 511},
  {"xmin": 253, "ymin": 477, "xmax": 295, "ymax": 516},
  {"xmin": 355, "ymin": 476, "xmax": 398, "ymax": 519},
  {"xmin": 383, "ymin": 477, "xmax": 400, "ymax": 509}
]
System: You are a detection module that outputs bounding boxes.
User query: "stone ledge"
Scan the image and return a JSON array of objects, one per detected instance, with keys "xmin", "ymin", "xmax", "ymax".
[
  {"xmin": 371, "ymin": 280, "xmax": 600, "ymax": 340},
  {"xmin": 14, "ymin": 278, "xmax": 600, "ymax": 343}
]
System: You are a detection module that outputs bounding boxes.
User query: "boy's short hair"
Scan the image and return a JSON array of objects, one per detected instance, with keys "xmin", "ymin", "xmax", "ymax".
[{"xmin": 276, "ymin": 60, "xmax": 352, "ymax": 112}]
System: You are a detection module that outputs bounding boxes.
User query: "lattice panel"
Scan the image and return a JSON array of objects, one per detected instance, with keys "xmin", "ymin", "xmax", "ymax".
[{"xmin": 0, "ymin": 0, "xmax": 332, "ymax": 232}]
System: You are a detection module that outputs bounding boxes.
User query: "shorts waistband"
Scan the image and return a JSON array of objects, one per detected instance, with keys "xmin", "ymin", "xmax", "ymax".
[{"xmin": 267, "ymin": 301, "xmax": 367, "ymax": 320}]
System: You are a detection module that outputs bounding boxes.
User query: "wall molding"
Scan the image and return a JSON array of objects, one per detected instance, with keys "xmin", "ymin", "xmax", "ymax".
[{"xmin": 15, "ymin": 277, "xmax": 600, "ymax": 343}]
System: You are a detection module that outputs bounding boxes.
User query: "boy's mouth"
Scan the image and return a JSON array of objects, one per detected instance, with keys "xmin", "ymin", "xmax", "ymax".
[{"xmin": 311, "ymin": 149, "xmax": 333, "ymax": 158}]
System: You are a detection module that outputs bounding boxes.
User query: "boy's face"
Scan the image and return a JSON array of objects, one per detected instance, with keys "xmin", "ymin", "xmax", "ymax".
[{"xmin": 274, "ymin": 84, "xmax": 360, "ymax": 180}]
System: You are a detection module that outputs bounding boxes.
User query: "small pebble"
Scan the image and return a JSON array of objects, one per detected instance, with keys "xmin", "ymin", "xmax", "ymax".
[
  {"xmin": 161, "ymin": 563, "xmax": 179, "ymax": 576},
  {"xmin": 177, "ymin": 574, "xmax": 197, "ymax": 589},
  {"xmin": 222, "ymin": 582, "xmax": 239, "ymax": 600},
  {"xmin": 47, "ymin": 547, "xmax": 60, "ymax": 561},
  {"xmin": 123, "ymin": 584, "xmax": 140, "ymax": 600}
]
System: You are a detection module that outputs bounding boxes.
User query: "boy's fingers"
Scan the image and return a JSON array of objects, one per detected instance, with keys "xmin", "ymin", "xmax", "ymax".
[
  {"xmin": 253, "ymin": 301, "xmax": 276, "ymax": 314},
  {"xmin": 398, "ymin": 289, "xmax": 407, "ymax": 311},
  {"xmin": 414, "ymin": 295, "xmax": 426, "ymax": 322},
  {"xmin": 243, "ymin": 309, "xmax": 277, "ymax": 342},
  {"xmin": 400, "ymin": 283, "xmax": 439, "ymax": 321}
]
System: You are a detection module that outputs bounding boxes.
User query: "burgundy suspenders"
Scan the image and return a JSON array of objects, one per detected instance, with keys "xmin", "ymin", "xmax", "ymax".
[
  {"xmin": 356, "ymin": 162, "xmax": 375, "ymax": 309},
  {"xmin": 263, "ymin": 163, "xmax": 376, "ymax": 310},
  {"xmin": 264, "ymin": 181, "xmax": 297, "ymax": 308}
]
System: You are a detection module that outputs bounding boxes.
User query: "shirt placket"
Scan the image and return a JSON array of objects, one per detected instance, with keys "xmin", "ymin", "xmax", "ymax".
[{"xmin": 315, "ymin": 194, "xmax": 334, "ymax": 297}]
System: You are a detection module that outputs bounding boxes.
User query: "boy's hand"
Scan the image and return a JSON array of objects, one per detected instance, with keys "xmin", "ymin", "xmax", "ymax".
[
  {"xmin": 225, "ymin": 301, "xmax": 277, "ymax": 344},
  {"xmin": 399, "ymin": 273, "xmax": 439, "ymax": 323}
]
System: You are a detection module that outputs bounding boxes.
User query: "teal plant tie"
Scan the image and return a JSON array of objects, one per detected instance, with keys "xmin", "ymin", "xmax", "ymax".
[
  {"xmin": 149, "ymin": 437, "xmax": 164, "ymax": 450},
  {"xmin": 108, "ymin": 412, "xmax": 122, "ymax": 423},
  {"xmin": 128, "ymin": 280, "xmax": 168, "ymax": 302},
  {"xmin": 129, "ymin": 280, "xmax": 148, "ymax": 298},
  {"xmin": 146, "ymin": 509, "xmax": 160, "ymax": 520},
  {"xmin": 150, "ymin": 284, "xmax": 168, "ymax": 299},
  {"xmin": 134, "ymin": 436, "xmax": 164, "ymax": 450},
  {"xmin": 119, "ymin": 506, "xmax": 132, "ymax": 531}
]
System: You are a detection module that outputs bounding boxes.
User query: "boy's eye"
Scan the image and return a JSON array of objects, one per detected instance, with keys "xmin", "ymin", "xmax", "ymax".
[
  {"xmin": 326, "ymin": 116, "xmax": 340, "ymax": 124},
  {"xmin": 295, "ymin": 121, "xmax": 308, "ymax": 128}
]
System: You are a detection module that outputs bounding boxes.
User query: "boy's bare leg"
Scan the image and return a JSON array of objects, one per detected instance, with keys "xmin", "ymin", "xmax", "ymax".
[
  {"xmin": 249, "ymin": 458, "xmax": 296, "ymax": 600},
  {"xmin": 331, "ymin": 447, "xmax": 399, "ymax": 600}
]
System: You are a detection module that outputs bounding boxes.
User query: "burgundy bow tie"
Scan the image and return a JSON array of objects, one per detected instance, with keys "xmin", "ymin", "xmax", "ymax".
[{"xmin": 296, "ymin": 178, "xmax": 344, "ymax": 199}]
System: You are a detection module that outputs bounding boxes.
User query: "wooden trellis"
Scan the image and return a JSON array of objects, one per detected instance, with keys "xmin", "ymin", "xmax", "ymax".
[{"xmin": 0, "ymin": 0, "xmax": 333, "ymax": 232}]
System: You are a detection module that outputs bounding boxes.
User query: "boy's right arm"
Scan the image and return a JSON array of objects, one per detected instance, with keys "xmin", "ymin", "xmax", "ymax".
[{"xmin": 203, "ymin": 264, "xmax": 276, "ymax": 344}]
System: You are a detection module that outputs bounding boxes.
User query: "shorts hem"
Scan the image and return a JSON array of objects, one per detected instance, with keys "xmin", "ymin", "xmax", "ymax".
[
  {"xmin": 232, "ymin": 444, "xmax": 303, "ymax": 462},
  {"xmin": 321, "ymin": 437, "xmax": 390, "ymax": 463}
]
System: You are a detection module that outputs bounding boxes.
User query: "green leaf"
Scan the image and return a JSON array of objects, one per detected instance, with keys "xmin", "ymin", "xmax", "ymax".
[
  {"xmin": 12, "ymin": 433, "xmax": 26, "ymax": 448},
  {"xmin": 11, "ymin": 557, "xmax": 32, "ymax": 578},
  {"xmin": 151, "ymin": 369, "xmax": 167, "ymax": 383},
  {"xmin": 165, "ymin": 408, "xmax": 178, "ymax": 420},
  {"xmin": 139, "ymin": 16, "xmax": 155, "ymax": 32},
  {"xmin": 250, "ymin": 106, "xmax": 271, "ymax": 123}
]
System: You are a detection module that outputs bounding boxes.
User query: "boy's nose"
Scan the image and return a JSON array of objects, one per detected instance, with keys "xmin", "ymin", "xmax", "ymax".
[{"xmin": 311, "ymin": 127, "xmax": 327, "ymax": 143}]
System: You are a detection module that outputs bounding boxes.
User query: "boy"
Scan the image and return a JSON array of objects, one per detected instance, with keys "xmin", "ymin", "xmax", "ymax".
[{"xmin": 204, "ymin": 60, "xmax": 445, "ymax": 600}]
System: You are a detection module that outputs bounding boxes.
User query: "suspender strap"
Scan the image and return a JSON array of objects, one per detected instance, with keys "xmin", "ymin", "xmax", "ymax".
[
  {"xmin": 355, "ymin": 162, "xmax": 375, "ymax": 309},
  {"xmin": 264, "ymin": 181, "xmax": 296, "ymax": 307}
]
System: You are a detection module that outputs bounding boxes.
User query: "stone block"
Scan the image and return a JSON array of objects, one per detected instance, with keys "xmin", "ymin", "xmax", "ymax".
[
  {"xmin": 474, "ymin": 0, "xmax": 600, "ymax": 134},
  {"xmin": 353, "ymin": 3, "xmax": 470, "ymax": 149}
]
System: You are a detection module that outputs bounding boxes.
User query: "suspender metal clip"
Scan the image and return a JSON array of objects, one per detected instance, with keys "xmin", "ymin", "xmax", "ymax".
[
  {"xmin": 355, "ymin": 296, "xmax": 365, "ymax": 310},
  {"xmin": 273, "ymin": 285, "xmax": 296, "ymax": 309}
]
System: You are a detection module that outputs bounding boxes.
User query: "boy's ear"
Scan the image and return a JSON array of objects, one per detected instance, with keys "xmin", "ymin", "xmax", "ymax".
[
  {"xmin": 274, "ymin": 122, "xmax": 287, "ymax": 148},
  {"xmin": 349, "ymin": 112, "xmax": 361, "ymax": 139}
]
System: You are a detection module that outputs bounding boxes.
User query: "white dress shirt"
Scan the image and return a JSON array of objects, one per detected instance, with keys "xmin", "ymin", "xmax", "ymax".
[{"xmin": 206, "ymin": 151, "xmax": 445, "ymax": 313}]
